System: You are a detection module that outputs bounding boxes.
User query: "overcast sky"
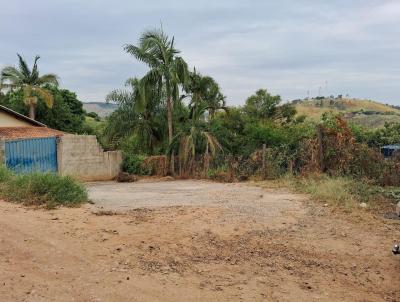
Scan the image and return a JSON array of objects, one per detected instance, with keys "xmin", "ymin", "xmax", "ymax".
[{"xmin": 1, "ymin": 0, "xmax": 399, "ymax": 105}]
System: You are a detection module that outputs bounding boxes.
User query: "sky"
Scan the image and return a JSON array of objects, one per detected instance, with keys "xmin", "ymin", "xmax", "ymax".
[{"xmin": 0, "ymin": 0, "xmax": 400, "ymax": 106}]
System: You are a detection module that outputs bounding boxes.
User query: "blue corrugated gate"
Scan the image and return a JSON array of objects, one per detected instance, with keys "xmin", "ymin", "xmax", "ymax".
[{"xmin": 5, "ymin": 137, "xmax": 58, "ymax": 173}]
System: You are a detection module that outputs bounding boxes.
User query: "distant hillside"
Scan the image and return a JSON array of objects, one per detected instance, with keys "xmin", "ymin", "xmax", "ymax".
[
  {"xmin": 82, "ymin": 102, "xmax": 117, "ymax": 118},
  {"xmin": 293, "ymin": 98, "xmax": 400, "ymax": 128}
]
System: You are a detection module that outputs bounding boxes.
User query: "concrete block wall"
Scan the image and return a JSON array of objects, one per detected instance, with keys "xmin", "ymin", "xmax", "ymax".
[{"xmin": 57, "ymin": 135, "xmax": 122, "ymax": 181}]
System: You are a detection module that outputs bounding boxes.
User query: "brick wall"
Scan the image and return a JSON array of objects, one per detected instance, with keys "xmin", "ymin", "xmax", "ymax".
[{"xmin": 57, "ymin": 135, "xmax": 122, "ymax": 181}]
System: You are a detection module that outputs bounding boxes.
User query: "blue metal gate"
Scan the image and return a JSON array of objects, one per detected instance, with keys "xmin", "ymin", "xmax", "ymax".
[{"xmin": 5, "ymin": 137, "xmax": 58, "ymax": 173}]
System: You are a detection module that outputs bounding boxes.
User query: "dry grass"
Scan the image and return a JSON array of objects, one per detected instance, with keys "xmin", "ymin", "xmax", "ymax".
[
  {"xmin": 295, "ymin": 98, "xmax": 400, "ymax": 127},
  {"xmin": 257, "ymin": 174, "xmax": 391, "ymax": 209}
]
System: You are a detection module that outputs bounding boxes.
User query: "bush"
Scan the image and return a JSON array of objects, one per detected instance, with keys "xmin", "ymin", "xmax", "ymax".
[
  {"xmin": 122, "ymin": 153, "xmax": 151, "ymax": 175},
  {"xmin": 0, "ymin": 171, "xmax": 88, "ymax": 208}
]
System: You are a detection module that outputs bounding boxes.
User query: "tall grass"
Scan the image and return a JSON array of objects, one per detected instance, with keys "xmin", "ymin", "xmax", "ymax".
[
  {"xmin": 0, "ymin": 166, "xmax": 88, "ymax": 208},
  {"xmin": 0, "ymin": 165, "xmax": 12, "ymax": 182}
]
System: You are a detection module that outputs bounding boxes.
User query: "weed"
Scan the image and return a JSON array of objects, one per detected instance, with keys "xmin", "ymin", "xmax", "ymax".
[{"xmin": 0, "ymin": 169, "xmax": 88, "ymax": 208}]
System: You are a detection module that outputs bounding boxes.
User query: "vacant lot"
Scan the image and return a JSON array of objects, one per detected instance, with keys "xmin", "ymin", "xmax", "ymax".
[{"xmin": 1, "ymin": 180, "xmax": 399, "ymax": 301}]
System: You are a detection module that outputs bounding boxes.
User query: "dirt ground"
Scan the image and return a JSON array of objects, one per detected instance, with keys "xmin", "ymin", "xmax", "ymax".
[{"xmin": 1, "ymin": 180, "xmax": 399, "ymax": 302}]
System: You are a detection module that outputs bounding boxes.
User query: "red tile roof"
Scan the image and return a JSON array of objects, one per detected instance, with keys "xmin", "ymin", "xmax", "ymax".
[{"xmin": 0, "ymin": 127, "xmax": 64, "ymax": 140}]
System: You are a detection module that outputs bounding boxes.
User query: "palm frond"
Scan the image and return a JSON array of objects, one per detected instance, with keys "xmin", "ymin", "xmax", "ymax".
[
  {"xmin": 0, "ymin": 66, "xmax": 24, "ymax": 86},
  {"xmin": 31, "ymin": 87, "xmax": 54, "ymax": 108},
  {"xmin": 124, "ymin": 44, "xmax": 159, "ymax": 67},
  {"xmin": 31, "ymin": 55, "xmax": 40, "ymax": 81},
  {"xmin": 37, "ymin": 73, "xmax": 59, "ymax": 86},
  {"xmin": 17, "ymin": 54, "xmax": 31, "ymax": 79},
  {"xmin": 23, "ymin": 85, "xmax": 34, "ymax": 104}
]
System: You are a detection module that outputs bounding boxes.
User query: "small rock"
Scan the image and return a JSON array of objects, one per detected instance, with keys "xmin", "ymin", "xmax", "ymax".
[
  {"xmin": 359, "ymin": 202, "xmax": 368, "ymax": 208},
  {"xmin": 396, "ymin": 202, "xmax": 400, "ymax": 217}
]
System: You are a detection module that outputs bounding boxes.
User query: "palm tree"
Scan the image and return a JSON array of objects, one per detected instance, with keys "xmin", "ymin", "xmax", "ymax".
[
  {"xmin": 105, "ymin": 77, "xmax": 164, "ymax": 153},
  {"xmin": 169, "ymin": 103, "xmax": 222, "ymax": 177},
  {"xmin": 186, "ymin": 70, "xmax": 226, "ymax": 119},
  {"xmin": 0, "ymin": 54, "xmax": 58, "ymax": 120},
  {"xmin": 124, "ymin": 29, "xmax": 189, "ymax": 148}
]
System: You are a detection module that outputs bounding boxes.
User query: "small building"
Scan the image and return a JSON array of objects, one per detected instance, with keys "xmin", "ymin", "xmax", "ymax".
[
  {"xmin": 381, "ymin": 144, "xmax": 400, "ymax": 158},
  {"xmin": 0, "ymin": 105, "xmax": 121, "ymax": 180}
]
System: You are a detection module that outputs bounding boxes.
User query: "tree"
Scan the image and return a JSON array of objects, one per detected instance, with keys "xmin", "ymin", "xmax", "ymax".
[
  {"xmin": 244, "ymin": 89, "xmax": 296, "ymax": 123},
  {"xmin": 0, "ymin": 54, "xmax": 58, "ymax": 120},
  {"xmin": 105, "ymin": 78, "xmax": 165, "ymax": 153},
  {"xmin": 0, "ymin": 85, "xmax": 86, "ymax": 133},
  {"xmin": 124, "ymin": 29, "xmax": 189, "ymax": 146},
  {"xmin": 169, "ymin": 103, "xmax": 222, "ymax": 176},
  {"xmin": 184, "ymin": 70, "xmax": 226, "ymax": 118}
]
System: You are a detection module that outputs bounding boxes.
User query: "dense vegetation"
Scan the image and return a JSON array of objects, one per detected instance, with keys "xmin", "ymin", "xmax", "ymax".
[
  {"xmin": 0, "ymin": 86, "xmax": 91, "ymax": 133},
  {"xmin": 0, "ymin": 55, "xmax": 100, "ymax": 134},
  {"xmin": 0, "ymin": 54, "xmax": 58, "ymax": 120}
]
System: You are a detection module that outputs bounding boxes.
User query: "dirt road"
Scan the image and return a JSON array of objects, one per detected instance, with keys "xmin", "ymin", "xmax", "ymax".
[{"xmin": 1, "ymin": 180, "xmax": 399, "ymax": 301}]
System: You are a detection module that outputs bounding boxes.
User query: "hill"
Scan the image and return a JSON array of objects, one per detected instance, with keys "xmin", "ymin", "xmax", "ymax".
[
  {"xmin": 293, "ymin": 98, "xmax": 400, "ymax": 128},
  {"xmin": 83, "ymin": 102, "xmax": 117, "ymax": 118}
]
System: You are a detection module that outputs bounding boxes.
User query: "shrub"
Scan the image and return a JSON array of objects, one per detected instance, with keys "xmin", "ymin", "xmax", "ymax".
[
  {"xmin": 0, "ymin": 171, "xmax": 88, "ymax": 208},
  {"xmin": 122, "ymin": 153, "xmax": 151, "ymax": 175}
]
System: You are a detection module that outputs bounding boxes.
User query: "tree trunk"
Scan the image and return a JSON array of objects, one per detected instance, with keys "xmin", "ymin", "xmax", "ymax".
[
  {"xmin": 166, "ymin": 97, "xmax": 173, "ymax": 144},
  {"xmin": 204, "ymin": 143, "xmax": 210, "ymax": 178},
  {"xmin": 29, "ymin": 104, "xmax": 36, "ymax": 120},
  {"xmin": 166, "ymin": 96, "xmax": 175, "ymax": 175}
]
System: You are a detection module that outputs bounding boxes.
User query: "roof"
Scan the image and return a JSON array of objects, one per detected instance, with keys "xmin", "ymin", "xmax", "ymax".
[
  {"xmin": 381, "ymin": 144, "xmax": 400, "ymax": 150},
  {"xmin": 0, "ymin": 127, "xmax": 64, "ymax": 140},
  {"xmin": 0, "ymin": 105, "xmax": 46, "ymax": 127}
]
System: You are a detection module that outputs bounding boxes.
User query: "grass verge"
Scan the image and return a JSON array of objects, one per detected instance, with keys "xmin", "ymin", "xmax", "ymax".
[
  {"xmin": 258, "ymin": 174, "xmax": 398, "ymax": 209},
  {"xmin": 0, "ymin": 165, "xmax": 88, "ymax": 209}
]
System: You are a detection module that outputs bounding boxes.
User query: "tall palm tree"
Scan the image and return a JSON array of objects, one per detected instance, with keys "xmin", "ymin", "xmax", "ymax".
[
  {"xmin": 0, "ymin": 54, "xmax": 58, "ymax": 120},
  {"xmin": 124, "ymin": 29, "xmax": 189, "ymax": 146}
]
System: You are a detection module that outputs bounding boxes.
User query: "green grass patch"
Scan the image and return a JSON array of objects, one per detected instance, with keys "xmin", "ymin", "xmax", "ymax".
[{"xmin": 0, "ymin": 166, "xmax": 88, "ymax": 208}]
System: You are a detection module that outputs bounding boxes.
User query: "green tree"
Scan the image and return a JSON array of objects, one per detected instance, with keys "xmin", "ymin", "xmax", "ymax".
[
  {"xmin": 124, "ymin": 29, "xmax": 189, "ymax": 145},
  {"xmin": 0, "ymin": 86, "xmax": 86, "ymax": 133},
  {"xmin": 105, "ymin": 78, "xmax": 165, "ymax": 153},
  {"xmin": 169, "ymin": 103, "xmax": 221, "ymax": 176},
  {"xmin": 244, "ymin": 89, "xmax": 296, "ymax": 122},
  {"xmin": 0, "ymin": 54, "xmax": 58, "ymax": 120},
  {"xmin": 185, "ymin": 70, "xmax": 226, "ymax": 118}
]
